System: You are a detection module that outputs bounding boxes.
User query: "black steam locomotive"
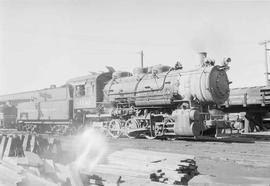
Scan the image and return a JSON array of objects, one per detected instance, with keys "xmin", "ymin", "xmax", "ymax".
[{"xmin": 0, "ymin": 52, "xmax": 231, "ymax": 138}]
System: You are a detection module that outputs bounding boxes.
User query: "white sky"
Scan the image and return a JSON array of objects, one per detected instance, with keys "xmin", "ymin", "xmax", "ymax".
[{"xmin": 0, "ymin": 0, "xmax": 270, "ymax": 95}]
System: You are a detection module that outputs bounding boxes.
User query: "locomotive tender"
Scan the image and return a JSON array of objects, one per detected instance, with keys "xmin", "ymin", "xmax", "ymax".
[
  {"xmin": 0, "ymin": 86, "xmax": 73, "ymax": 132},
  {"xmin": 0, "ymin": 52, "xmax": 231, "ymax": 137}
]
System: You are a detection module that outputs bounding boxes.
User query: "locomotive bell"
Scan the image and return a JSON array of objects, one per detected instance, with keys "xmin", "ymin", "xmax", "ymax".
[{"xmin": 199, "ymin": 52, "xmax": 207, "ymax": 66}]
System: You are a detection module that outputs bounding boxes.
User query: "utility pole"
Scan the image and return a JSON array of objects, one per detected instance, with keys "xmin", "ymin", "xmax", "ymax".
[
  {"xmin": 140, "ymin": 50, "xmax": 144, "ymax": 68},
  {"xmin": 259, "ymin": 40, "xmax": 270, "ymax": 86}
]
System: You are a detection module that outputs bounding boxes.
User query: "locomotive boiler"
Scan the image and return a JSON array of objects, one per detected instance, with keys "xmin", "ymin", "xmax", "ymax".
[{"xmin": 103, "ymin": 52, "xmax": 231, "ymax": 138}]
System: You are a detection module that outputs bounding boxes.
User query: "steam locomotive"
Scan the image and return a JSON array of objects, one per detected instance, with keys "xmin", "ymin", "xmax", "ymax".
[{"xmin": 0, "ymin": 52, "xmax": 231, "ymax": 138}]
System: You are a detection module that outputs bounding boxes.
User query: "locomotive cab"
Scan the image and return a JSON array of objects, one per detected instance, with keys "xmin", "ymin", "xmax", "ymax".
[{"xmin": 67, "ymin": 71, "xmax": 113, "ymax": 125}]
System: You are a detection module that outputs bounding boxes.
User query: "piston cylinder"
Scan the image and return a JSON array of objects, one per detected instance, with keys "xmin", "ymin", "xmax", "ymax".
[{"xmin": 172, "ymin": 109, "xmax": 204, "ymax": 137}]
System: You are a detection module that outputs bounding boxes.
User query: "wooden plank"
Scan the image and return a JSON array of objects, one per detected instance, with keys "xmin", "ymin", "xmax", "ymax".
[
  {"xmin": 22, "ymin": 134, "xmax": 29, "ymax": 151},
  {"xmin": 54, "ymin": 162, "xmax": 70, "ymax": 183},
  {"xmin": 30, "ymin": 135, "xmax": 36, "ymax": 152},
  {"xmin": 17, "ymin": 151, "xmax": 44, "ymax": 167},
  {"xmin": 108, "ymin": 153, "xmax": 193, "ymax": 166},
  {"xmin": 1, "ymin": 157, "xmax": 24, "ymax": 174},
  {"xmin": 14, "ymin": 135, "xmax": 24, "ymax": 157},
  {"xmin": 113, "ymin": 148, "xmax": 194, "ymax": 160},
  {"xmin": 43, "ymin": 159, "xmax": 56, "ymax": 174},
  {"xmin": 3, "ymin": 136, "xmax": 13, "ymax": 158},
  {"xmin": 28, "ymin": 167, "xmax": 41, "ymax": 176},
  {"xmin": 0, "ymin": 135, "xmax": 7, "ymax": 160},
  {"xmin": 188, "ymin": 175, "xmax": 214, "ymax": 186},
  {"xmin": 91, "ymin": 148, "xmax": 199, "ymax": 185},
  {"xmin": 92, "ymin": 164, "xmax": 149, "ymax": 179},
  {"xmin": 244, "ymin": 118, "xmax": 250, "ymax": 133},
  {"xmin": 107, "ymin": 156, "xmax": 193, "ymax": 172},
  {"xmin": 19, "ymin": 171, "xmax": 59, "ymax": 186},
  {"xmin": 68, "ymin": 164, "xmax": 84, "ymax": 186},
  {"xmin": 0, "ymin": 162, "xmax": 24, "ymax": 186},
  {"xmin": 82, "ymin": 171, "xmax": 176, "ymax": 186}
]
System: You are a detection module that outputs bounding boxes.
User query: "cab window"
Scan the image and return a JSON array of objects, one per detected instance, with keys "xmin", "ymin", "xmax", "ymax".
[{"xmin": 75, "ymin": 85, "xmax": 85, "ymax": 97}]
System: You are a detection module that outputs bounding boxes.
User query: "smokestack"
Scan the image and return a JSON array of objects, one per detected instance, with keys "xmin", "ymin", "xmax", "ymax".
[{"xmin": 199, "ymin": 52, "xmax": 207, "ymax": 66}]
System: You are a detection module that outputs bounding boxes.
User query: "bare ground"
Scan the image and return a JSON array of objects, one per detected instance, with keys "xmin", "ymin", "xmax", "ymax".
[{"xmin": 60, "ymin": 136, "xmax": 270, "ymax": 185}]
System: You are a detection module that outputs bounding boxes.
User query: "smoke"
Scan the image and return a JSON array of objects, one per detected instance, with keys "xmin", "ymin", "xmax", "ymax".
[
  {"xmin": 189, "ymin": 15, "xmax": 234, "ymax": 65},
  {"xmin": 72, "ymin": 128, "xmax": 107, "ymax": 172}
]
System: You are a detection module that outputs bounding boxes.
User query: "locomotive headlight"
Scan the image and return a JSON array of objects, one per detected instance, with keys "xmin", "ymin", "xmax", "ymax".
[
  {"xmin": 222, "ymin": 57, "xmax": 231, "ymax": 69},
  {"xmin": 224, "ymin": 57, "xmax": 231, "ymax": 63}
]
